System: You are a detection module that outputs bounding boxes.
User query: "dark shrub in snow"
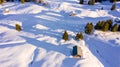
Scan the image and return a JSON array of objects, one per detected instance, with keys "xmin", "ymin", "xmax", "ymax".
[
  {"xmin": 62, "ymin": 30, "xmax": 69, "ymax": 41},
  {"xmin": 111, "ymin": 23, "xmax": 118, "ymax": 32},
  {"xmin": 75, "ymin": 32, "xmax": 84, "ymax": 40},
  {"xmin": 15, "ymin": 24, "xmax": 21, "ymax": 31},
  {"xmin": 85, "ymin": 23, "xmax": 93, "ymax": 34},
  {"xmin": 111, "ymin": 3, "xmax": 116, "ymax": 11}
]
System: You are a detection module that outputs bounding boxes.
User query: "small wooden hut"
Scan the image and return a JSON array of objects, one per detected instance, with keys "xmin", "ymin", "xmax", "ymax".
[{"xmin": 72, "ymin": 46, "xmax": 83, "ymax": 58}]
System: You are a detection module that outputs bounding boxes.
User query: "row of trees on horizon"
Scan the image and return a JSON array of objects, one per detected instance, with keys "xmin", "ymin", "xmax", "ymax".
[
  {"xmin": 80, "ymin": 0, "xmax": 120, "ymax": 5},
  {"xmin": 0, "ymin": 0, "xmax": 120, "ymax": 4}
]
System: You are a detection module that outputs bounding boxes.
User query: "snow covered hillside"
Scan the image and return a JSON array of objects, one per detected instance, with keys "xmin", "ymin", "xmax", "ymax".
[{"xmin": 0, "ymin": 0, "xmax": 120, "ymax": 67}]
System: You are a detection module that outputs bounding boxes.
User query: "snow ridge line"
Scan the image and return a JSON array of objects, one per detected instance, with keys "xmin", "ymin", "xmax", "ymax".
[
  {"xmin": 0, "ymin": 40, "xmax": 26, "ymax": 45},
  {"xmin": 29, "ymin": 47, "xmax": 39, "ymax": 67}
]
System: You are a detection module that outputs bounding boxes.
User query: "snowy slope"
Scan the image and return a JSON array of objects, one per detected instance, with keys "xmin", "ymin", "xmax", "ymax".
[{"xmin": 0, "ymin": 1, "xmax": 120, "ymax": 67}]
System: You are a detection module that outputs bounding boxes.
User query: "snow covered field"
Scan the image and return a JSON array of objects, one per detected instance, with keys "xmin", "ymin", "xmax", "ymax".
[{"xmin": 0, "ymin": 0, "xmax": 120, "ymax": 67}]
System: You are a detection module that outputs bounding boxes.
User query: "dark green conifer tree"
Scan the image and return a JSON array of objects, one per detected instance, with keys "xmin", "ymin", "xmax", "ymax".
[
  {"xmin": 39, "ymin": 0, "xmax": 43, "ymax": 3},
  {"xmin": 95, "ymin": 21, "xmax": 101, "ymax": 30},
  {"xmin": 80, "ymin": 0, "xmax": 84, "ymax": 4},
  {"xmin": 111, "ymin": 24, "xmax": 118, "ymax": 32},
  {"xmin": 111, "ymin": 3, "xmax": 116, "ymax": 11},
  {"xmin": 79, "ymin": 32, "xmax": 84, "ymax": 40},
  {"xmin": 75, "ymin": 32, "xmax": 84, "ymax": 40},
  {"xmin": 106, "ymin": 19, "xmax": 113, "ymax": 30},
  {"xmin": 117, "ymin": 25, "xmax": 120, "ymax": 31},
  {"xmin": 62, "ymin": 30, "xmax": 69, "ymax": 41},
  {"xmin": 21, "ymin": 0, "xmax": 25, "ymax": 3},
  {"xmin": 85, "ymin": 23, "xmax": 93, "ymax": 34},
  {"xmin": 102, "ymin": 22, "xmax": 109, "ymax": 32},
  {"xmin": 89, "ymin": 0, "xmax": 95, "ymax": 5},
  {"xmin": 15, "ymin": 24, "xmax": 21, "ymax": 31}
]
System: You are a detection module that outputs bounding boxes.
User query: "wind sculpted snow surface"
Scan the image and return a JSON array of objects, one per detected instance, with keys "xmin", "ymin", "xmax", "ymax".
[{"xmin": 0, "ymin": 1, "xmax": 120, "ymax": 67}]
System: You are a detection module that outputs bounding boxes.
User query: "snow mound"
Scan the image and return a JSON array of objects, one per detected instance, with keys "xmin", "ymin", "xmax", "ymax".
[
  {"xmin": 94, "ymin": 30, "xmax": 120, "ymax": 46},
  {"xmin": 33, "ymin": 24, "xmax": 49, "ymax": 30}
]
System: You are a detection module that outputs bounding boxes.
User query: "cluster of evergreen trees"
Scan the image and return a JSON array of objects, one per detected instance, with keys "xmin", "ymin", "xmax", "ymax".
[
  {"xmin": 95, "ymin": 19, "xmax": 120, "ymax": 32},
  {"xmin": 85, "ymin": 23, "xmax": 94, "ymax": 34},
  {"xmin": 62, "ymin": 31, "xmax": 84, "ymax": 41},
  {"xmin": 95, "ymin": 19, "xmax": 112, "ymax": 31},
  {"xmin": 84, "ymin": 19, "xmax": 120, "ymax": 35},
  {"xmin": 79, "ymin": 0, "xmax": 120, "ymax": 5},
  {"xmin": 79, "ymin": 0, "xmax": 96, "ymax": 5},
  {"xmin": 62, "ymin": 19, "xmax": 120, "ymax": 41}
]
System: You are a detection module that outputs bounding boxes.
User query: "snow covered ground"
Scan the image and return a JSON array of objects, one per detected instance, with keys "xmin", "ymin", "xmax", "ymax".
[{"xmin": 0, "ymin": 0, "xmax": 120, "ymax": 67}]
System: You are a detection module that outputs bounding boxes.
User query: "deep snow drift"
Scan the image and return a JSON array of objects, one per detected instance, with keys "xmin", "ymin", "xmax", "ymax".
[{"xmin": 0, "ymin": 0, "xmax": 120, "ymax": 67}]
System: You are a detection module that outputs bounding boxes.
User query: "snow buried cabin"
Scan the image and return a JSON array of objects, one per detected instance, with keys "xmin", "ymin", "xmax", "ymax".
[{"xmin": 72, "ymin": 46, "xmax": 83, "ymax": 58}]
